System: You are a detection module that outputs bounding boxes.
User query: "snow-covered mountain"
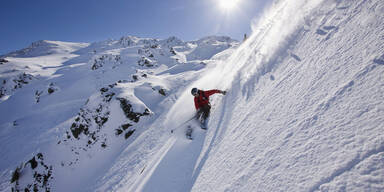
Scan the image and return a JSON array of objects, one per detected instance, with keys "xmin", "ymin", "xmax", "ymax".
[
  {"xmin": 1, "ymin": 0, "xmax": 383, "ymax": 191},
  {"xmin": 0, "ymin": 35, "xmax": 238, "ymax": 191}
]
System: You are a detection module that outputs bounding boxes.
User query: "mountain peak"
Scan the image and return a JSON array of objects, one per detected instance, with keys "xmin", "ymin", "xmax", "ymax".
[
  {"xmin": 194, "ymin": 36, "xmax": 238, "ymax": 44},
  {"xmin": 5, "ymin": 40, "xmax": 88, "ymax": 58}
]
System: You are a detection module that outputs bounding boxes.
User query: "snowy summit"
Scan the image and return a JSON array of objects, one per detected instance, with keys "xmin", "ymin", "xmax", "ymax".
[{"xmin": 1, "ymin": 0, "xmax": 383, "ymax": 191}]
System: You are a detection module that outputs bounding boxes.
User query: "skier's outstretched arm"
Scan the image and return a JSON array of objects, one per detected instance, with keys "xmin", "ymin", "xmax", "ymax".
[{"xmin": 205, "ymin": 89, "xmax": 226, "ymax": 96}]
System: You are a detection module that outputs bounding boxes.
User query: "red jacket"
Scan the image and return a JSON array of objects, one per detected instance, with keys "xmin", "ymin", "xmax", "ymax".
[{"xmin": 194, "ymin": 89, "xmax": 221, "ymax": 110}]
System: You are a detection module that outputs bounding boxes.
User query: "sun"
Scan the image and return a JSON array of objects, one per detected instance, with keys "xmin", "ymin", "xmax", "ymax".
[{"xmin": 218, "ymin": 0, "xmax": 240, "ymax": 12}]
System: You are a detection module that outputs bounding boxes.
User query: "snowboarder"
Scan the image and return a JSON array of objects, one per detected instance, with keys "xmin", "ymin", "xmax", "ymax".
[{"xmin": 191, "ymin": 88, "xmax": 226, "ymax": 129}]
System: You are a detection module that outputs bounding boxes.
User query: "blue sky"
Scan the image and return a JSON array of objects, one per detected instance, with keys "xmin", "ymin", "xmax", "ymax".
[{"xmin": 0, "ymin": 0, "xmax": 269, "ymax": 55}]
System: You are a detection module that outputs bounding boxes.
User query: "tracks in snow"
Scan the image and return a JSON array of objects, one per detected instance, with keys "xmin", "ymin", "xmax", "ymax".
[{"xmin": 130, "ymin": 124, "xmax": 208, "ymax": 192}]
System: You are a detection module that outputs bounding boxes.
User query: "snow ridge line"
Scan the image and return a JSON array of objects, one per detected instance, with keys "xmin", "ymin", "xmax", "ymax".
[{"xmin": 308, "ymin": 141, "xmax": 384, "ymax": 192}]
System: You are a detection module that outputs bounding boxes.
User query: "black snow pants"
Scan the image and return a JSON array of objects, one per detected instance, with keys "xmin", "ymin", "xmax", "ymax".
[{"xmin": 196, "ymin": 104, "xmax": 211, "ymax": 121}]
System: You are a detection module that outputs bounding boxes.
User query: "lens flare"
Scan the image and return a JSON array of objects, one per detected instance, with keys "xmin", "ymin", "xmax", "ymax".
[{"xmin": 218, "ymin": 0, "xmax": 240, "ymax": 12}]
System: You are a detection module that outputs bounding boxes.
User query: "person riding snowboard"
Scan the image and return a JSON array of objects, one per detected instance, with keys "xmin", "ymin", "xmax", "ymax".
[{"xmin": 191, "ymin": 88, "xmax": 226, "ymax": 129}]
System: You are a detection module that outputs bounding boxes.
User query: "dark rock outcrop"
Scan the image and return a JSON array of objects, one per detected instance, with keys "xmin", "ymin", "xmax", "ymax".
[{"xmin": 11, "ymin": 153, "xmax": 53, "ymax": 192}]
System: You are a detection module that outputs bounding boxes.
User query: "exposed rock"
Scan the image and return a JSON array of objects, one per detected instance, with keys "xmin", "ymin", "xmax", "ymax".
[
  {"xmin": 0, "ymin": 58, "xmax": 8, "ymax": 64},
  {"xmin": 138, "ymin": 57, "xmax": 155, "ymax": 67},
  {"xmin": 117, "ymin": 98, "xmax": 150, "ymax": 123},
  {"xmin": 35, "ymin": 90, "xmax": 43, "ymax": 103},
  {"xmin": 158, "ymin": 88, "xmax": 166, "ymax": 96},
  {"xmin": 13, "ymin": 73, "xmax": 34, "ymax": 89},
  {"xmin": 91, "ymin": 54, "xmax": 122, "ymax": 70},
  {"xmin": 47, "ymin": 83, "xmax": 59, "ymax": 94},
  {"xmin": 11, "ymin": 153, "xmax": 53, "ymax": 192},
  {"xmin": 151, "ymin": 86, "xmax": 167, "ymax": 96},
  {"xmin": 69, "ymin": 86, "xmax": 115, "ymax": 140},
  {"xmin": 170, "ymin": 47, "xmax": 177, "ymax": 55},
  {"xmin": 10, "ymin": 166, "xmax": 21, "ymax": 183},
  {"xmin": 116, "ymin": 123, "xmax": 133, "ymax": 137},
  {"xmin": 0, "ymin": 73, "xmax": 35, "ymax": 98},
  {"xmin": 132, "ymin": 75, "xmax": 138, "ymax": 82},
  {"xmin": 121, "ymin": 123, "xmax": 132, "ymax": 130},
  {"xmin": 125, "ymin": 129, "xmax": 135, "ymax": 139},
  {"xmin": 27, "ymin": 157, "xmax": 38, "ymax": 169},
  {"xmin": 118, "ymin": 36, "xmax": 139, "ymax": 47},
  {"xmin": 115, "ymin": 129, "xmax": 123, "ymax": 136}
]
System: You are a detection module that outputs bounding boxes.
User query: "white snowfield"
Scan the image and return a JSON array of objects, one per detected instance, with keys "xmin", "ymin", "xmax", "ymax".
[{"xmin": 1, "ymin": 0, "xmax": 383, "ymax": 191}]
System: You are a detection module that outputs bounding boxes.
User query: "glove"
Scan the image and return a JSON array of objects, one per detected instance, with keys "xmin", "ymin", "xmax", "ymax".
[{"xmin": 221, "ymin": 90, "xmax": 226, "ymax": 95}]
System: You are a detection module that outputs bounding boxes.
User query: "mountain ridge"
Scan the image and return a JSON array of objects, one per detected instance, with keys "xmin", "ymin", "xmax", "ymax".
[{"xmin": 0, "ymin": 34, "xmax": 239, "ymax": 191}]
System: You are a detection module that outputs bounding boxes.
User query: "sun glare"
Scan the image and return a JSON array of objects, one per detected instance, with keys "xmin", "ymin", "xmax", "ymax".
[{"xmin": 218, "ymin": 0, "xmax": 240, "ymax": 12}]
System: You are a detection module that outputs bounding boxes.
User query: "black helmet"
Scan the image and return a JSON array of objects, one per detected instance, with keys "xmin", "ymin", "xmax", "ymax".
[{"xmin": 191, "ymin": 88, "xmax": 198, "ymax": 96}]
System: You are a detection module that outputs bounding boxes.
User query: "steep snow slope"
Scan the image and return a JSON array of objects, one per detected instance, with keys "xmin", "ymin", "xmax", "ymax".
[{"xmin": 190, "ymin": 0, "xmax": 384, "ymax": 191}]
